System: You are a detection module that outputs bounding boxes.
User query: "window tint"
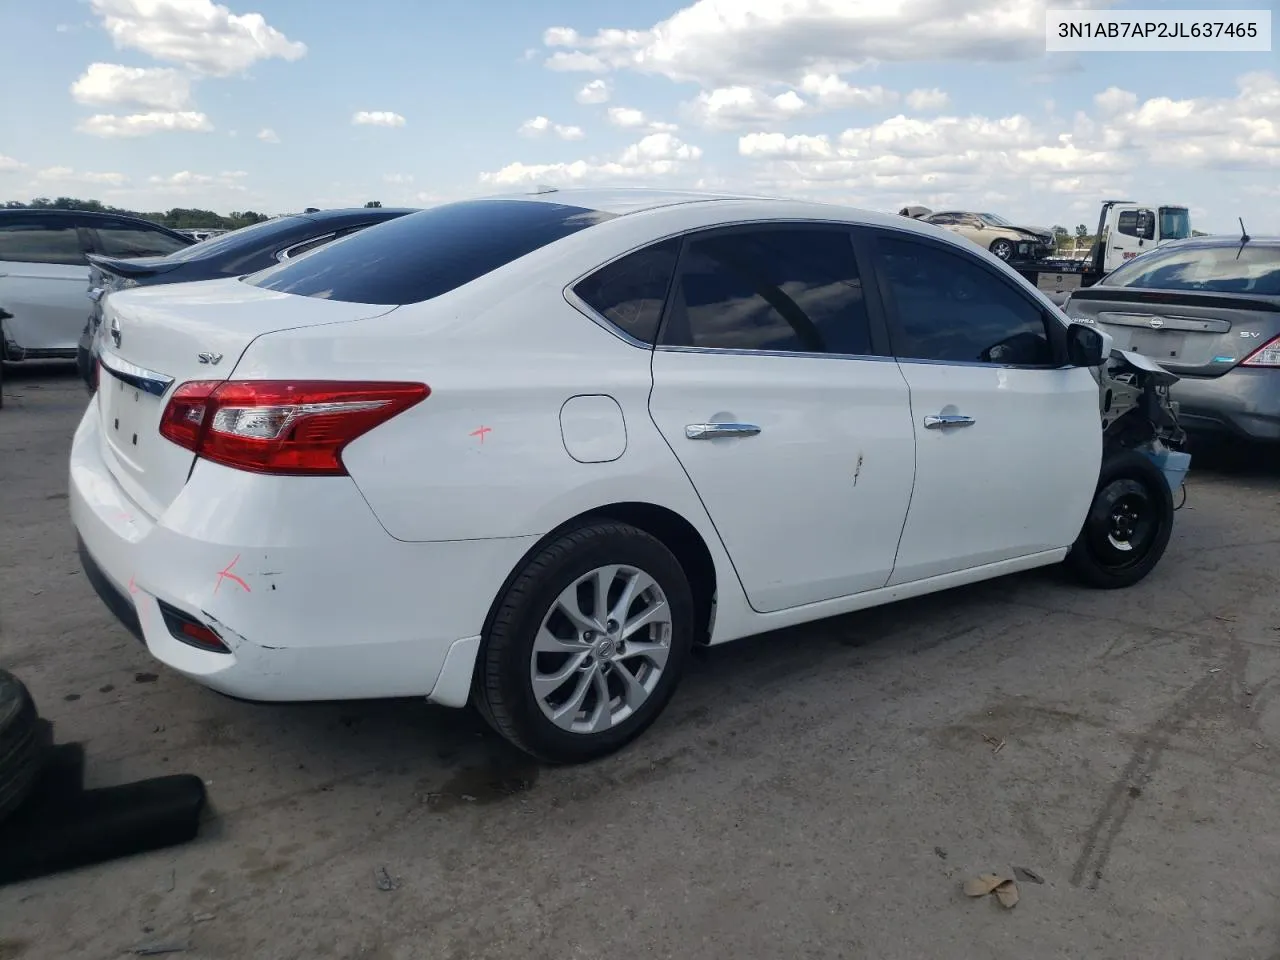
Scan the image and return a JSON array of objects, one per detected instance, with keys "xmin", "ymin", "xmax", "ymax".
[
  {"xmin": 661, "ymin": 228, "xmax": 873, "ymax": 355},
  {"xmin": 1116, "ymin": 209, "xmax": 1155, "ymax": 240},
  {"xmin": 1102, "ymin": 243, "xmax": 1280, "ymax": 295},
  {"xmin": 0, "ymin": 221, "xmax": 86, "ymax": 265},
  {"xmin": 94, "ymin": 221, "xmax": 190, "ymax": 258},
  {"xmin": 246, "ymin": 200, "xmax": 617, "ymax": 305},
  {"xmin": 876, "ymin": 235, "xmax": 1053, "ymax": 366},
  {"xmin": 573, "ymin": 239, "xmax": 679, "ymax": 344}
]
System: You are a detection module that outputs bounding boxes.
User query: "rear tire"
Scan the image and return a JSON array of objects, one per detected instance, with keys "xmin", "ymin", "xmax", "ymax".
[
  {"xmin": 473, "ymin": 520, "xmax": 695, "ymax": 764},
  {"xmin": 1066, "ymin": 450, "xmax": 1174, "ymax": 589},
  {"xmin": 0, "ymin": 671, "xmax": 46, "ymax": 824}
]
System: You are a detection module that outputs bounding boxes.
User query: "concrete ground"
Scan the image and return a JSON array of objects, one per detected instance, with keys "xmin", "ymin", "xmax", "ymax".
[{"xmin": 3, "ymin": 364, "xmax": 1280, "ymax": 960}]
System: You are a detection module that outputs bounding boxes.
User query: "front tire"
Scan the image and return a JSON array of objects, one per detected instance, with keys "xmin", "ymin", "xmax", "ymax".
[
  {"xmin": 1066, "ymin": 450, "xmax": 1174, "ymax": 589},
  {"xmin": 989, "ymin": 238, "xmax": 1015, "ymax": 260},
  {"xmin": 473, "ymin": 520, "xmax": 695, "ymax": 764}
]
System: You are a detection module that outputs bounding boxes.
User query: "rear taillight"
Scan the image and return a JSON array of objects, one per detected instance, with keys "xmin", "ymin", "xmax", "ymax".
[
  {"xmin": 159, "ymin": 380, "xmax": 429, "ymax": 476},
  {"xmin": 1241, "ymin": 335, "xmax": 1280, "ymax": 368}
]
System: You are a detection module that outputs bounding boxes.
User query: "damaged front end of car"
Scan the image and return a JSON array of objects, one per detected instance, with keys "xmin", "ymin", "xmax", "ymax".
[{"xmin": 1097, "ymin": 347, "xmax": 1190, "ymax": 486}]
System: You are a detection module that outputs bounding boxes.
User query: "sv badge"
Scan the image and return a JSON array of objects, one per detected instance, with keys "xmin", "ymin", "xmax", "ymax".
[{"xmin": 197, "ymin": 352, "xmax": 223, "ymax": 365}]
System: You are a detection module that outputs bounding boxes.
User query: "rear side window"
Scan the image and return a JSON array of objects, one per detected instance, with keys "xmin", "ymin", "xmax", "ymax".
[
  {"xmin": 573, "ymin": 239, "xmax": 679, "ymax": 344},
  {"xmin": 93, "ymin": 220, "xmax": 190, "ymax": 258},
  {"xmin": 0, "ymin": 220, "xmax": 87, "ymax": 266},
  {"xmin": 246, "ymin": 200, "xmax": 617, "ymax": 305},
  {"xmin": 1103, "ymin": 244, "xmax": 1280, "ymax": 295},
  {"xmin": 661, "ymin": 227, "xmax": 874, "ymax": 355}
]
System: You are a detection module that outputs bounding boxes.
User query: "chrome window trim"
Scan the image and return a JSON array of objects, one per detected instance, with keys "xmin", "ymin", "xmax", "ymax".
[
  {"xmin": 276, "ymin": 232, "xmax": 338, "ymax": 262},
  {"xmin": 563, "ymin": 287, "xmax": 655, "ymax": 350},
  {"xmin": 97, "ymin": 350, "xmax": 175, "ymax": 397}
]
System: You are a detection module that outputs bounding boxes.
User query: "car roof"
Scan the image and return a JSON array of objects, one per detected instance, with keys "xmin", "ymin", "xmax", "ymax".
[
  {"xmin": 0, "ymin": 207, "xmax": 173, "ymax": 226},
  {"xmin": 292, "ymin": 206, "xmax": 418, "ymax": 221},
  {"xmin": 491, "ymin": 187, "xmax": 786, "ymax": 216},
  {"xmin": 1157, "ymin": 235, "xmax": 1280, "ymax": 249}
]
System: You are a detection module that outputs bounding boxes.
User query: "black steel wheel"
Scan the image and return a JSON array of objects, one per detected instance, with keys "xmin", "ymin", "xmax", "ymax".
[{"xmin": 1066, "ymin": 450, "xmax": 1175, "ymax": 589}]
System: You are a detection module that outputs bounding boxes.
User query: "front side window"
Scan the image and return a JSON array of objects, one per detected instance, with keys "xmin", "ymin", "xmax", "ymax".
[
  {"xmin": 1102, "ymin": 243, "xmax": 1280, "ymax": 295},
  {"xmin": 0, "ymin": 220, "xmax": 86, "ymax": 266},
  {"xmin": 875, "ymin": 234, "xmax": 1054, "ymax": 366},
  {"xmin": 573, "ymin": 239, "xmax": 679, "ymax": 345},
  {"xmin": 978, "ymin": 213, "xmax": 1013, "ymax": 227},
  {"xmin": 660, "ymin": 227, "xmax": 874, "ymax": 356},
  {"xmin": 1117, "ymin": 209, "xmax": 1155, "ymax": 239},
  {"xmin": 94, "ymin": 220, "xmax": 190, "ymax": 258},
  {"xmin": 246, "ymin": 200, "xmax": 616, "ymax": 305}
]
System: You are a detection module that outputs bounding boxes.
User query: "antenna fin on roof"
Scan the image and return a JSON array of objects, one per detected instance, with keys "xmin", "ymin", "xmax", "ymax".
[{"xmin": 531, "ymin": 185, "xmax": 559, "ymax": 195}]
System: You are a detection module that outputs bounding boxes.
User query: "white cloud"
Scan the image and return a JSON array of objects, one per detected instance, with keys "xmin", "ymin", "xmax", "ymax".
[
  {"xmin": 576, "ymin": 79, "xmax": 611, "ymax": 104},
  {"xmin": 733, "ymin": 71, "xmax": 1278, "ymax": 218},
  {"xmin": 77, "ymin": 111, "xmax": 214, "ymax": 137},
  {"xmin": 70, "ymin": 62, "xmax": 192, "ymax": 110},
  {"xmin": 383, "ymin": 173, "xmax": 414, "ymax": 184},
  {"xmin": 34, "ymin": 166, "xmax": 130, "ymax": 186},
  {"xmin": 480, "ymin": 132, "xmax": 704, "ymax": 187},
  {"xmin": 541, "ymin": 0, "xmax": 1109, "ymax": 87},
  {"xmin": 148, "ymin": 170, "xmax": 248, "ymax": 192},
  {"xmin": 352, "ymin": 111, "xmax": 406, "ymax": 127},
  {"xmin": 799, "ymin": 75, "xmax": 897, "ymax": 110},
  {"xmin": 257, "ymin": 127, "xmax": 279, "ymax": 143},
  {"xmin": 682, "ymin": 86, "xmax": 808, "ymax": 130},
  {"xmin": 88, "ymin": 0, "xmax": 306, "ymax": 77},
  {"xmin": 0, "ymin": 155, "xmax": 26, "ymax": 173},
  {"xmin": 606, "ymin": 106, "xmax": 679, "ymax": 132},
  {"xmin": 519, "ymin": 116, "xmax": 586, "ymax": 140},
  {"xmin": 681, "ymin": 77, "xmax": 904, "ymax": 130},
  {"xmin": 906, "ymin": 88, "xmax": 951, "ymax": 112}
]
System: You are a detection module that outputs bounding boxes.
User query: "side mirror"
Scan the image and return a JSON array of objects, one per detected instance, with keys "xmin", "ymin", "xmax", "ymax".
[{"xmin": 1066, "ymin": 322, "xmax": 1112, "ymax": 367}]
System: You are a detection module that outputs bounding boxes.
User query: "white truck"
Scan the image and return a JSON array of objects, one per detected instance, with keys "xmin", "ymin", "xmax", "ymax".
[{"xmin": 1012, "ymin": 200, "xmax": 1192, "ymax": 300}]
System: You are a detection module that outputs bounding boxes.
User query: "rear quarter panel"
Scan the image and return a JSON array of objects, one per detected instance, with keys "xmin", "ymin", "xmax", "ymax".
[{"xmin": 229, "ymin": 222, "xmax": 726, "ymax": 548}]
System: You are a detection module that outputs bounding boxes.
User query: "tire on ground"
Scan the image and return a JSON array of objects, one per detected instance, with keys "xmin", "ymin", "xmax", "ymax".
[
  {"xmin": 0, "ymin": 670, "xmax": 46, "ymax": 823},
  {"xmin": 473, "ymin": 520, "xmax": 695, "ymax": 764},
  {"xmin": 1066, "ymin": 449, "xmax": 1175, "ymax": 590}
]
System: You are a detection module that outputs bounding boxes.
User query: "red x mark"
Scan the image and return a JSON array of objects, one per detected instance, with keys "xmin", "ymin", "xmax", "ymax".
[
  {"xmin": 215, "ymin": 554, "xmax": 251, "ymax": 594},
  {"xmin": 470, "ymin": 425, "xmax": 492, "ymax": 444}
]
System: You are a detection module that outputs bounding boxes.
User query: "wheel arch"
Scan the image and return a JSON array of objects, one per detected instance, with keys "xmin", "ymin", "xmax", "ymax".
[{"xmin": 478, "ymin": 501, "xmax": 719, "ymax": 651}]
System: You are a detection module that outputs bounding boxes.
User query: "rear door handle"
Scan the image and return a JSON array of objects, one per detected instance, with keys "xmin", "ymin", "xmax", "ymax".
[
  {"xmin": 923, "ymin": 414, "xmax": 975, "ymax": 430},
  {"xmin": 686, "ymin": 422, "xmax": 762, "ymax": 440}
]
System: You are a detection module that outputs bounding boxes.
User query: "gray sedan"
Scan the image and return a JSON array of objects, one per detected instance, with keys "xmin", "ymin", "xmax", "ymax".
[{"xmin": 1064, "ymin": 235, "xmax": 1280, "ymax": 442}]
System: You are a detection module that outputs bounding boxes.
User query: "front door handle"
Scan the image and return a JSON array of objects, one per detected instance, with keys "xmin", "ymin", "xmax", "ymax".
[
  {"xmin": 923, "ymin": 414, "xmax": 975, "ymax": 430},
  {"xmin": 686, "ymin": 422, "xmax": 762, "ymax": 440}
]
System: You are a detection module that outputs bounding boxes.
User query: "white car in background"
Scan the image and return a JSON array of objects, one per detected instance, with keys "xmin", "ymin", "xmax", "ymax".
[
  {"xmin": 0, "ymin": 208, "xmax": 193, "ymax": 366},
  {"xmin": 70, "ymin": 188, "xmax": 1185, "ymax": 763}
]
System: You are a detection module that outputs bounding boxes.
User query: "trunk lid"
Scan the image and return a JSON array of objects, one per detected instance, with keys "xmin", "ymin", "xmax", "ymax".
[
  {"xmin": 87, "ymin": 253, "xmax": 184, "ymax": 282},
  {"xmin": 95, "ymin": 278, "xmax": 397, "ymax": 517},
  {"xmin": 1064, "ymin": 287, "xmax": 1280, "ymax": 378}
]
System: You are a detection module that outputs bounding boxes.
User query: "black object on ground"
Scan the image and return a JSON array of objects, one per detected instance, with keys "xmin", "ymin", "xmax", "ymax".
[
  {"xmin": 0, "ymin": 669, "xmax": 208, "ymax": 886},
  {"xmin": 0, "ymin": 672, "xmax": 49, "ymax": 823}
]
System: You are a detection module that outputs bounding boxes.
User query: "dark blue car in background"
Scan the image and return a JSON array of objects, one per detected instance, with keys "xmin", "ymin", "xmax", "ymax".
[{"xmin": 78, "ymin": 206, "xmax": 418, "ymax": 390}]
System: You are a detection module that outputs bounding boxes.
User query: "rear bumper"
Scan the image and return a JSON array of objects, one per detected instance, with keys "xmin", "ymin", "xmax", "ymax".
[
  {"xmin": 69, "ymin": 404, "xmax": 537, "ymax": 705},
  {"xmin": 1170, "ymin": 367, "xmax": 1280, "ymax": 442}
]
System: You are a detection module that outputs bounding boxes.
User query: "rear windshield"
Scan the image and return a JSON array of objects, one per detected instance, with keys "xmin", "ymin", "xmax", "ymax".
[
  {"xmin": 1104, "ymin": 243, "xmax": 1280, "ymax": 296},
  {"xmin": 165, "ymin": 216, "xmax": 304, "ymax": 262},
  {"xmin": 243, "ymin": 199, "xmax": 616, "ymax": 305}
]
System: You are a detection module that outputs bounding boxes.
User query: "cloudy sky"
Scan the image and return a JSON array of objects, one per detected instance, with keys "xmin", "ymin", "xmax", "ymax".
[{"xmin": 0, "ymin": 0, "xmax": 1275, "ymax": 233}]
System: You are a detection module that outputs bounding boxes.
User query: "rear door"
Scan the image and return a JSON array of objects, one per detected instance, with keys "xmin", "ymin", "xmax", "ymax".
[
  {"xmin": 647, "ymin": 223, "xmax": 917, "ymax": 613},
  {"xmin": 866, "ymin": 228, "xmax": 1100, "ymax": 585},
  {"xmin": 1067, "ymin": 243, "xmax": 1280, "ymax": 378},
  {"xmin": 0, "ymin": 214, "xmax": 93, "ymax": 355}
]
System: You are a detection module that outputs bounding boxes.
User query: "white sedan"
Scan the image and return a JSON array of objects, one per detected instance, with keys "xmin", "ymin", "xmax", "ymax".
[{"xmin": 69, "ymin": 188, "xmax": 1185, "ymax": 763}]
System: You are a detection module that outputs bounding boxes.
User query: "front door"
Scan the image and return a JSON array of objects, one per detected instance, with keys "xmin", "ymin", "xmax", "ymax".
[
  {"xmin": 647, "ymin": 224, "xmax": 917, "ymax": 614},
  {"xmin": 0, "ymin": 216, "xmax": 92, "ymax": 355},
  {"xmin": 1105, "ymin": 206, "xmax": 1156, "ymax": 271},
  {"xmin": 866, "ymin": 229, "xmax": 1101, "ymax": 585}
]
